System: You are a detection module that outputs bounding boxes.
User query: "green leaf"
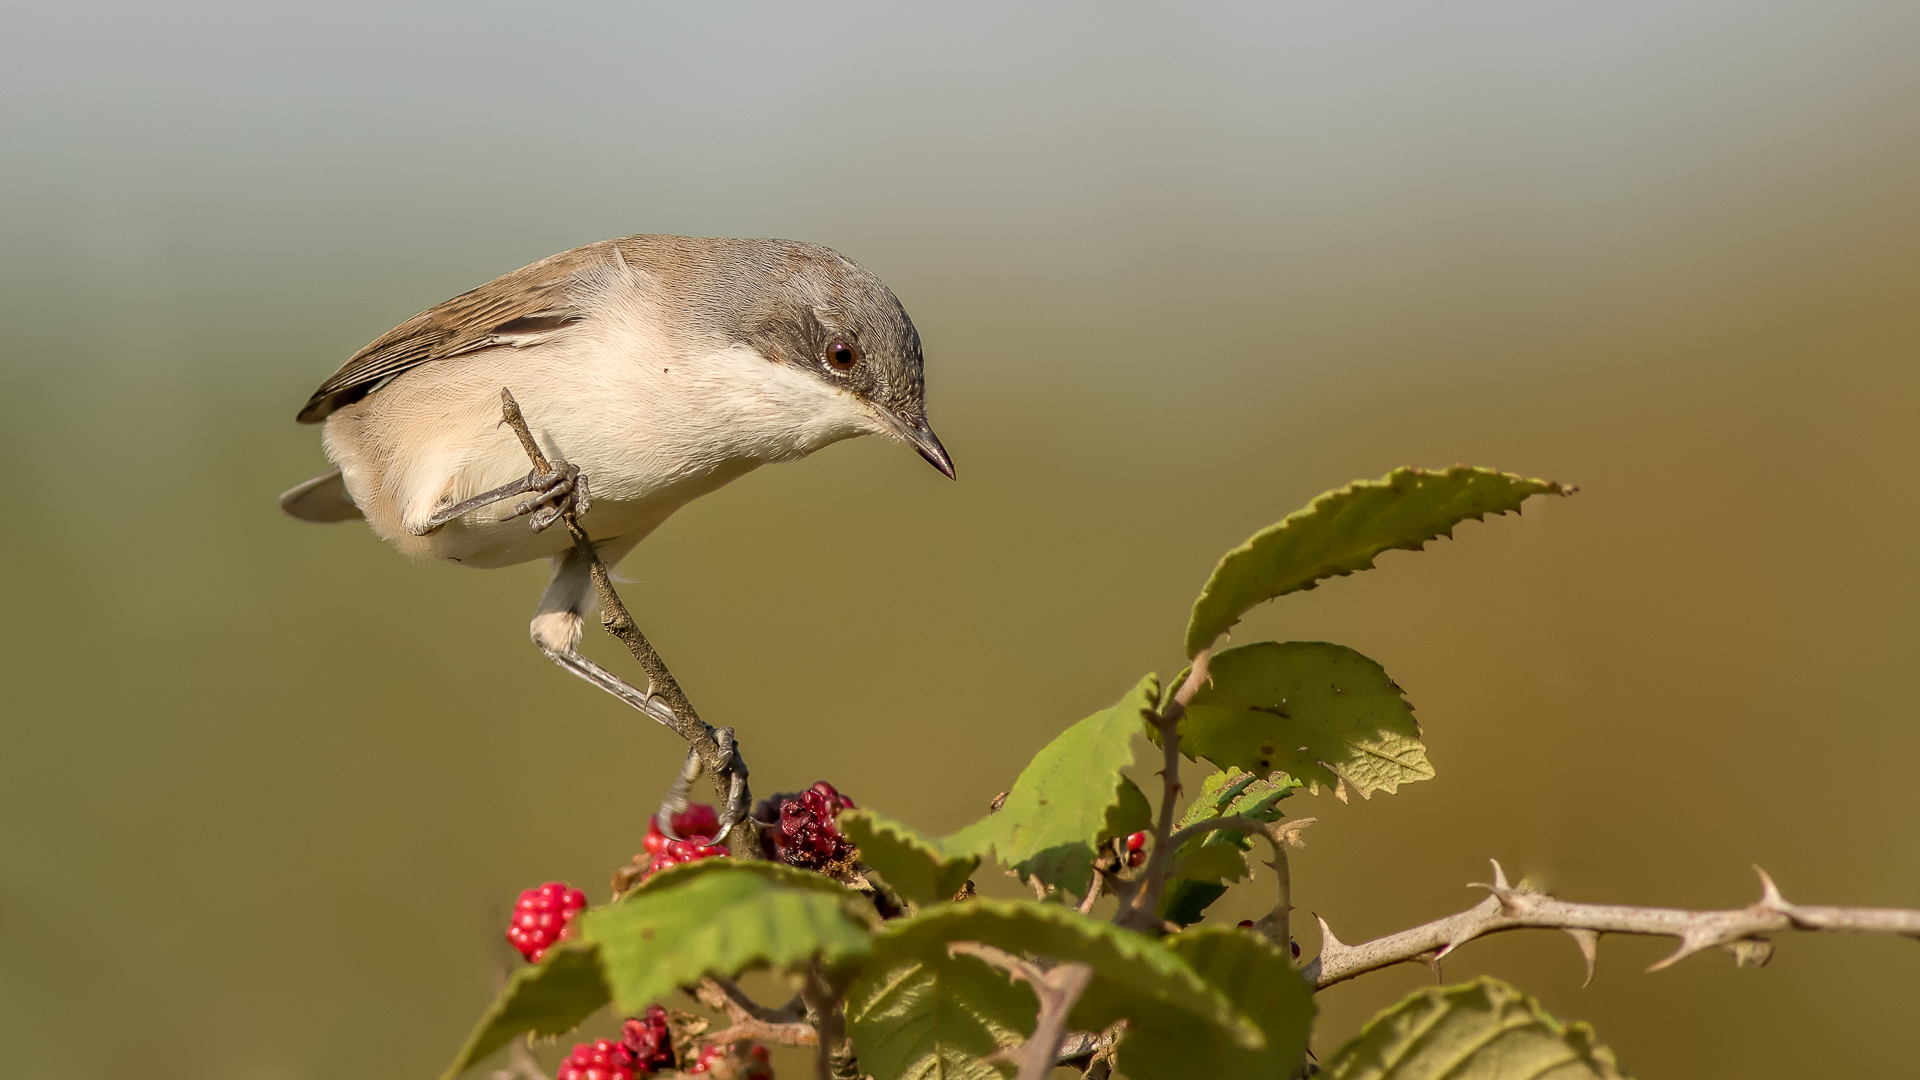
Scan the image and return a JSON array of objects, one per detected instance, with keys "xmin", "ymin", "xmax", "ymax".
[
  {"xmin": 1178, "ymin": 767, "xmax": 1298, "ymax": 829},
  {"xmin": 946, "ymin": 675, "xmax": 1159, "ymax": 897},
  {"xmin": 846, "ymin": 953, "xmax": 1034, "ymax": 1080},
  {"xmin": 840, "ymin": 808, "xmax": 981, "ymax": 909},
  {"xmin": 1185, "ymin": 466, "xmax": 1572, "ymax": 656},
  {"xmin": 1174, "ymin": 642, "xmax": 1432, "ymax": 799},
  {"xmin": 440, "ymin": 944, "xmax": 610, "ymax": 1080},
  {"xmin": 1161, "ymin": 769, "xmax": 1299, "ymax": 925},
  {"xmin": 861, "ymin": 899, "xmax": 1261, "ymax": 1050},
  {"xmin": 1117, "ymin": 927, "xmax": 1316, "ymax": 1079},
  {"xmin": 1324, "ymin": 977, "xmax": 1629, "ymax": 1080},
  {"xmin": 583, "ymin": 859, "xmax": 875, "ymax": 1014},
  {"xmin": 1171, "ymin": 842, "xmax": 1253, "ymax": 885},
  {"xmin": 1099, "ymin": 775, "xmax": 1153, "ymax": 844}
]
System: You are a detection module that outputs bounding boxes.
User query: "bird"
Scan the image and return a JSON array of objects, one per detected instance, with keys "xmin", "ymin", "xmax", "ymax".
[{"xmin": 279, "ymin": 234, "xmax": 953, "ymax": 836}]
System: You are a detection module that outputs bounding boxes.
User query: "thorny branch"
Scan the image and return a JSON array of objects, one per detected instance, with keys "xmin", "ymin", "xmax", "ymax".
[
  {"xmin": 499, "ymin": 389, "xmax": 753, "ymax": 848},
  {"xmin": 949, "ymin": 943, "xmax": 1096, "ymax": 1080},
  {"xmin": 692, "ymin": 979, "xmax": 818, "ymax": 1048},
  {"xmin": 1305, "ymin": 860, "xmax": 1920, "ymax": 990}
]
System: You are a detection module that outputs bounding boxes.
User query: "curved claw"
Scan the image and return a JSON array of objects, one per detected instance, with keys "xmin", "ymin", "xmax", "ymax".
[{"xmin": 655, "ymin": 742, "xmax": 706, "ymax": 842}]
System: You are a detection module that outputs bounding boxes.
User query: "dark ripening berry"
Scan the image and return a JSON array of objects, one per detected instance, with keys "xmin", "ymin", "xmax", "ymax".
[
  {"xmin": 557, "ymin": 1038, "xmax": 635, "ymax": 1080},
  {"xmin": 1125, "ymin": 830, "xmax": 1149, "ymax": 868},
  {"xmin": 619, "ymin": 1005, "xmax": 675, "ymax": 1075},
  {"xmin": 507, "ymin": 882, "xmax": 589, "ymax": 963},
  {"xmin": 753, "ymin": 781, "xmax": 857, "ymax": 870}
]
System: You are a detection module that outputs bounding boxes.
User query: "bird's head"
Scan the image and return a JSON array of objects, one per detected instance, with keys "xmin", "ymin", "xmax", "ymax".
[{"xmin": 654, "ymin": 237, "xmax": 953, "ymax": 479}]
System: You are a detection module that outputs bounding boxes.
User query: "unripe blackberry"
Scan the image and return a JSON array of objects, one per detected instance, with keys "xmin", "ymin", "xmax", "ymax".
[
  {"xmin": 672, "ymin": 803, "xmax": 721, "ymax": 841},
  {"xmin": 557, "ymin": 1038, "xmax": 634, "ymax": 1080},
  {"xmin": 642, "ymin": 835, "xmax": 729, "ymax": 882},
  {"xmin": 507, "ymin": 882, "xmax": 588, "ymax": 963},
  {"xmin": 754, "ymin": 781, "xmax": 857, "ymax": 870},
  {"xmin": 619, "ymin": 1005, "xmax": 675, "ymax": 1075},
  {"xmin": 685, "ymin": 1042, "xmax": 774, "ymax": 1078},
  {"xmin": 644, "ymin": 802, "xmax": 722, "ymax": 860}
]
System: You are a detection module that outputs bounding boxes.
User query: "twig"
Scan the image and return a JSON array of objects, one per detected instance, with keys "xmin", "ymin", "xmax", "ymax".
[
  {"xmin": 949, "ymin": 943, "xmax": 1096, "ymax": 1080},
  {"xmin": 498, "ymin": 389, "xmax": 752, "ymax": 846},
  {"xmin": 799, "ymin": 957, "xmax": 858, "ymax": 1080},
  {"xmin": 1305, "ymin": 860, "xmax": 1920, "ymax": 990},
  {"xmin": 692, "ymin": 979, "xmax": 817, "ymax": 1048},
  {"xmin": 1118, "ymin": 649, "xmax": 1213, "ymax": 930}
]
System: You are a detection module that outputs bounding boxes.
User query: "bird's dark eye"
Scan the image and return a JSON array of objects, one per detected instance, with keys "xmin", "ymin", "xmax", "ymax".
[{"xmin": 826, "ymin": 341, "xmax": 861, "ymax": 372}]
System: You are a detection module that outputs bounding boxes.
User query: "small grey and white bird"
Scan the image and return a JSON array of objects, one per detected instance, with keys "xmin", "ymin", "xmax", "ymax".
[{"xmin": 280, "ymin": 235, "xmax": 952, "ymax": 829}]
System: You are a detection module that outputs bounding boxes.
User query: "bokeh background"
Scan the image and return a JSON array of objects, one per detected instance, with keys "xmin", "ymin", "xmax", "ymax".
[{"xmin": 4, "ymin": 2, "xmax": 1918, "ymax": 1077}]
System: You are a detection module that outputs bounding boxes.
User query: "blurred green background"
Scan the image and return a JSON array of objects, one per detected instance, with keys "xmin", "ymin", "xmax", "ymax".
[{"xmin": 3, "ymin": 2, "xmax": 1918, "ymax": 1077}]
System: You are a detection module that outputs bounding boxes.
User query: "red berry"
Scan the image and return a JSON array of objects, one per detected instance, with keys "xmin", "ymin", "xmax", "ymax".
[
  {"xmin": 1125, "ymin": 831, "xmax": 1147, "ymax": 852},
  {"xmin": 1237, "ymin": 919, "xmax": 1256, "ymax": 929},
  {"xmin": 556, "ymin": 1039, "xmax": 634, "ymax": 1080},
  {"xmin": 620, "ymin": 1005, "xmax": 675, "ymax": 1075},
  {"xmin": 672, "ymin": 803, "xmax": 721, "ymax": 841},
  {"xmin": 508, "ymin": 882, "xmax": 589, "ymax": 963},
  {"xmin": 641, "ymin": 836, "xmax": 728, "ymax": 883}
]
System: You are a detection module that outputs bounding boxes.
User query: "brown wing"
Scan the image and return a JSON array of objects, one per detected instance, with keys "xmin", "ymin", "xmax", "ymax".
[{"xmin": 295, "ymin": 241, "xmax": 618, "ymax": 423}]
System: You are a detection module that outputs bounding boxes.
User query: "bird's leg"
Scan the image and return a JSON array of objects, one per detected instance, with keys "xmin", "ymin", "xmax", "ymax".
[
  {"xmin": 417, "ymin": 462, "xmax": 590, "ymax": 535},
  {"xmin": 540, "ymin": 644, "xmax": 754, "ymax": 843},
  {"xmin": 502, "ymin": 388, "xmax": 755, "ymax": 848}
]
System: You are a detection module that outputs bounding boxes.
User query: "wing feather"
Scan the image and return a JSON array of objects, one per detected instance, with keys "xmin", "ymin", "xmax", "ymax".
[{"xmin": 295, "ymin": 241, "xmax": 617, "ymax": 423}]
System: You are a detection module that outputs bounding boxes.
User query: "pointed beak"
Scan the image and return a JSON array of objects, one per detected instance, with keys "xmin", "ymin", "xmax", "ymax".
[{"xmin": 879, "ymin": 410, "xmax": 956, "ymax": 479}]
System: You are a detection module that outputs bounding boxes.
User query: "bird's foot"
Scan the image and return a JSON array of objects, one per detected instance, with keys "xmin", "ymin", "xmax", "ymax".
[
  {"xmin": 655, "ymin": 727, "xmax": 753, "ymax": 845},
  {"xmin": 415, "ymin": 462, "xmax": 592, "ymax": 535},
  {"xmin": 509, "ymin": 461, "xmax": 590, "ymax": 533}
]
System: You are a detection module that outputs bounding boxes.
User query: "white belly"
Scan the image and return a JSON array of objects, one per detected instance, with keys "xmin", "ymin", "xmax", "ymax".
[{"xmin": 318, "ymin": 320, "xmax": 878, "ymax": 570}]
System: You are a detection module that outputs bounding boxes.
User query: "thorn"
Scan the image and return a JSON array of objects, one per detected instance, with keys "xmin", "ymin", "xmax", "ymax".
[
  {"xmin": 1417, "ymin": 949, "xmax": 1443, "ymax": 982},
  {"xmin": 1755, "ymin": 865, "xmax": 1787, "ymax": 910},
  {"xmin": 1564, "ymin": 928, "xmax": 1600, "ymax": 987},
  {"xmin": 1315, "ymin": 914, "xmax": 1347, "ymax": 955},
  {"xmin": 1490, "ymin": 859, "xmax": 1511, "ymax": 891},
  {"xmin": 1646, "ymin": 928, "xmax": 1716, "ymax": 973}
]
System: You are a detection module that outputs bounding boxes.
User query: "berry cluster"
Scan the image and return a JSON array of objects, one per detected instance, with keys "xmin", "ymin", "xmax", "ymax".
[
  {"xmin": 642, "ymin": 806, "xmax": 729, "ymax": 881},
  {"xmin": 1124, "ymin": 831, "xmax": 1148, "ymax": 868},
  {"xmin": 508, "ymin": 882, "xmax": 588, "ymax": 963},
  {"xmin": 685, "ymin": 1042, "xmax": 773, "ymax": 1077},
  {"xmin": 556, "ymin": 1039, "xmax": 634, "ymax": 1080},
  {"xmin": 620, "ymin": 1005, "xmax": 675, "ymax": 1075},
  {"xmin": 755, "ymin": 781, "xmax": 857, "ymax": 870}
]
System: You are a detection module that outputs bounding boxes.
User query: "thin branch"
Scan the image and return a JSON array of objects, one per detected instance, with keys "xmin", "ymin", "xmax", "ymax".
[
  {"xmin": 692, "ymin": 979, "xmax": 817, "ymax": 1048},
  {"xmin": 1119, "ymin": 649, "xmax": 1213, "ymax": 930},
  {"xmin": 799, "ymin": 957, "xmax": 857, "ymax": 1080},
  {"xmin": 1161, "ymin": 814, "xmax": 1315, "ymax": 955},
  {"xmin": 1305, "ymin": 860, "xmax": 1920, "ymax": 990},
  {"xmin": 949, "ymin": 943, "xmax": 1095, "ymax": 1080},
  {"xmin": 499, "ymin": 389, "xmax": 753, "ymax": 847}
]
